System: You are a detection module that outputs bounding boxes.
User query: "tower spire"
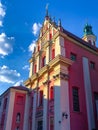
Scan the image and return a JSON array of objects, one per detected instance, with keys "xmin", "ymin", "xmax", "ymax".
[
  {"xmin": 46, "ymin": 3, "xmax": 49, "ymax": 17},
  {"xmin": 58, "ymin": 19, "xmax": 61, "ymax": 27},
  {"xmin": 45, "ymin": 3, "xmax": 49, "ymax": 20},
  {"xmin": 82, "ymin": 23, "xmax": 96, "ymax": 46}
]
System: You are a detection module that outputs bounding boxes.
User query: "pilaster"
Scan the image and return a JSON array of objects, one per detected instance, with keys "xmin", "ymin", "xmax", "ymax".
[
  {"xmin": 55, "ymin": 36, "xmax": 65, "ymax": 57},
  {"xmin": 54, "ymin": 67, "xmax": 70, "ymax": 130},
  {"xmin": 23, "ymin": 94, "xmax": 30, "ymax": 130},
  {"xmin": 36, "ymin": 55, "xmax": 40, "ymax": 72},
  {"xmin": 0, "ymin": 98, "xmax": 4, "ymax": 124},
  {"xmin": 43, "ymin": 73, "xmax": 49, "ymax": 130},
  {"xmin": 29, "ymin": 62, "xmax": 33, "ymax": 77},
  {"xmin": 82, "ymin": 57, "xmax": 95, "ymax": 130},
  {"xmin": 5, "ymin": 90, "xmax": 15, "ymax": 130},
  {"xmin": 46, "ymin": 44, "xmax": 50, "ymax": 64},
  {"xmin": 32, "ymin": 90, "xmax": 37, "ymax": 130}
]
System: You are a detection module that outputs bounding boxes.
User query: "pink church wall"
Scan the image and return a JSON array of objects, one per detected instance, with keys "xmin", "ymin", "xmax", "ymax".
[
  {"xmin": 11, "ymin": 92, "xmax": 26, "ymax": 130},
  {"xmin": 64, "ymin": 38, "xmax": 98, "ymax": 130}
]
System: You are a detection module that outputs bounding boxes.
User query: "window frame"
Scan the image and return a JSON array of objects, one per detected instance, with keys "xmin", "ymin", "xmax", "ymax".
[
  {"xmin": 90, "ymin": 61, "xmax": 95, "ymax": 70},
  {"xmin": 70, "ymin": 53, "xmax": 77, "ymax": 61},
  {"xmin": 52, "ymin": 49, "xmax": 55, "ymax": 60},
  {"xmin": 50, "ymin": 87, "xmax": 54, "ymax": 100},
  {"xmin": 72, "ymin": 87, "xmax": 80, "ymax": 112},
  {"xmin": 42, "ymin": 56, "xmax": 46, "ymax": 67},
  {"xmin": 16, "ymin": 113, "xmax": 21, "ymax": 123}
]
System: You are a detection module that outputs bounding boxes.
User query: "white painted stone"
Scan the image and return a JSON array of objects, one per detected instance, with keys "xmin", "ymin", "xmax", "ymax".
[
  {"xmin": 5, "ymin": 91, "xmax": 15, "ymax": 130},
  {"xmin": 23, "ymin": 94, "xmax": 30, "ymax": 130},
  {"xmin": 43, "ymin": 86, "xmax": 48, "ymax": 130},
  {"xmin": 32, "ymin": 92, "xmax": 37, "ymax": 130},
  {"xmin": 82, "ymin": 57, "xmax": 95, "ymax": 130},
  {"xmin": 29, "ymin": 62, "xmax": 33, "ymax": 77}
]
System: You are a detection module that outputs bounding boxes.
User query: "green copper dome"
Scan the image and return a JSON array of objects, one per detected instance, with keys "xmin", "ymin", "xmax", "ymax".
[{"xmin": 83, "ymin": 23, "xmax": 94, "ymax": 36}]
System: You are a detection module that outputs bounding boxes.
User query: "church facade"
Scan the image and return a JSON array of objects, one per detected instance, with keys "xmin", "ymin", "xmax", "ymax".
[{"xmin": 0, "ymin": 11, "xmax": 98, "ymax": 130}]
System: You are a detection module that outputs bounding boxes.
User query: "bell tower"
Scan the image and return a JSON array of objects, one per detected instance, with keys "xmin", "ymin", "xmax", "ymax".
[{"xmin": 82, "ymin": 23, "xmax": 97, "ymax": 46}]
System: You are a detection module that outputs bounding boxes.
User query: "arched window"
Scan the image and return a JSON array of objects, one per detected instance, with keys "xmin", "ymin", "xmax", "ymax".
[
  {"xmin": 88, "ymin": 40, "xmax": 91, "ymax": 44},
  {"xmin": 34, "ymin": 64, "xmax": 37, "ymax": 73},
  {"xmin": 16, "ymin": 113, "xmax": 21, "ymax": 123},
  {"xmin": 50, "ymin": 33, "xmax": 52, "ymax": 40},
  {"xmin": 42, "ymin": 56, "xmax": 46, "ymax": 67},
  {"xmin": 38, "ymin": 45, "xmax": 40, "ymax": 51}
]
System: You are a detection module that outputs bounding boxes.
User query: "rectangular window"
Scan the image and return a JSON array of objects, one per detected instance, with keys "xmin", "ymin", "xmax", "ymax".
[
  {"xmin": 42, "ymin": 56, "xmax": 46, "ymax": 67},
  {"xmin": 37, "ymin": 120, "xmax": 43, "ymax": 130},
  {"xmin": 90, "ymin": 61, "xmax": 95, "ymax": 69},
  {"xmin": 72, "ymin": 87, "xmax": 80, "ymax": 112},
  {"xmin": 38, "ymin": 45, "xmax": 40, "ymax": 51},
  {"xmin": 52, "ymin": 49, "xmax": 55, "ymax": 59},
  {"xmin": 94, "ymin": 93, "xmax": 98, "ymax": 119},
  {"xmin": 39, "ymin": 91, "xmax": 43, "ymax": 106},
  {"xmin": 50, "ymin": 87, "xmax": 54, "ymax": 100},
  {"xmin": 50, "ymin": 33, "xmax": 52, "ymax": 40},
  {"xmin": 70, "ymin": 53, "xmax": 76, "ymax": 61},
  {"xmin": 34, "ymin": 64, "xmax": 37, "ymax": 73}
]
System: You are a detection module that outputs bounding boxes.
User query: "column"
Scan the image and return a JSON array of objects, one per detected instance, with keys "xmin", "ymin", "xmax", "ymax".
[
  {"xmin": 54, "ymin": 78, "xmax": 61, "ymax": 130},
  {"xmin": 55, "ymin": 36, "xmax": 65, "ymax": 57},
  {"xmin": 54, "ymin": 72, "xmax": 70, "ymax": 130},
  {"xmin": 0, "ymin": 98, "xmax": 4, "ymax": 123},
  {"xmin": 36, "ymin": 54, "xmax": 40, "ymax": 72},
  {"xmin": 29, "ymin": 62, "xmax": 33, "ymax": 77},
  {"xmin": 5, "ymin": 91, "xmax": 15, "ymax": 130},
  {"xmin": 32, "ymin": 91, "xmax": 37, "ymax": 130},
  {"xmin": 23, "ymin": 94, "xmax": 30, "ymax": 130},
  {"xmin": 82, "ymin": 57, "xmax": 95, "ymax": 130},
  {"xmin": 43, "ymin": 79, "xmax": 48, "ymax": 130},
  {"xmin": 46, "ymin": 44, "xmax": 50, "ymax": 64}
]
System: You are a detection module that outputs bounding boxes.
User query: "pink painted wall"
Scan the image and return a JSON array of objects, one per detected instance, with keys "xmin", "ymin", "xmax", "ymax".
[
  {"xmin": 11, "ymin": 92, "xmax": 26, "ymax": 130},
  {"xmin": 64, "ymin": 38, "xmax": 98, "ymax": 130}
]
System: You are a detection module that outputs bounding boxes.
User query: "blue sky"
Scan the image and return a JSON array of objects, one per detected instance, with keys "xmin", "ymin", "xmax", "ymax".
[{"xmin": 0, "ymin": 0, "xmax": 98, "ymax": 94}]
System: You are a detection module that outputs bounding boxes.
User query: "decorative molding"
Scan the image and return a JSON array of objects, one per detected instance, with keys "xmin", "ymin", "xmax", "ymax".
[
  {"xmin": 33, "ymin": 87, "xmax": 39, "ymax": 93},
  {"xmin": 35, "ymin": 50, "xmax": 42, "ymax": 57},
  {"xmin": 43, "ymin": 80, "xmax": 51, "ymax": 86},
  {"xmin": 53, "ymin": 72, "xmax": 69, "ymax": 80},
  {"xmin": 24, "ymin": 55, "xmax": 72, "ymax": 86},
  {"xmin": 29, "ymin": 56, "xmax": 35, "ymax": 63}
]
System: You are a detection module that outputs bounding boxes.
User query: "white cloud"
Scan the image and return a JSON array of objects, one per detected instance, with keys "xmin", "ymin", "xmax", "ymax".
[
  {"xmin": 0, "ymin": 65, "xmax": 20, "ymax": 84},
  {"xmin": 22, "ymin": 65, "xmax": 29, "ymax": 70},
  {"xmin": 0, "ymin": 2, "xmax": 6, "ymax": 17},
  {"xmin": 14, "ymin": 80, "xmax": 24, "ymax": 86},
  {"xmin": 0, "ymin": 32, "xmax": 14, "ymax": 57},
  {"xmin": 0, "ymin": 2, "xmax": 6, "ymax": 27},
  {"xmin": 32, "ymin": 23, "xmax": 42, "ymax": 36},
  {"xmin": 28, "ymin": 40, "xmax": 36, "ymax": 53}
]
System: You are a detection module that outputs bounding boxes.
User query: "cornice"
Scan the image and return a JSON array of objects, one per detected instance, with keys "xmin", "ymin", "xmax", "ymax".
[
  {"xmin": 48, "ymin": 54, "xmax": 73, "ymax": 69},
  {"xmin": 24, "ymin": 55, "xmax": 72, "ymax": 86},
  {"xmin": 53, "ymin": 72, "xmax": 69, "ymax": 81},
  {"xmin": 59, "ymin": 31, "xmax": 98, "ymax": 56}
]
